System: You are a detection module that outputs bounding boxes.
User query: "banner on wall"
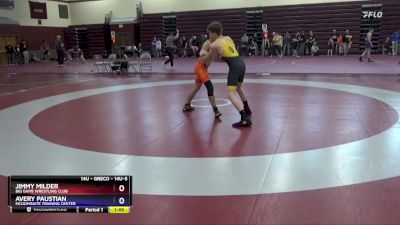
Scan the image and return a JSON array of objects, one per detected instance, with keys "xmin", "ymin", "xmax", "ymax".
[
  {"xmin": 360, "ymin": 4, "xmax": 382, "ymax": 51},
  {"xmin": 0, "ymin": 0, "xmax": 14, "ymax": 9},
  {"xmin": 29, "ymin": 1, "xmax": 47, "ymax": 19}
]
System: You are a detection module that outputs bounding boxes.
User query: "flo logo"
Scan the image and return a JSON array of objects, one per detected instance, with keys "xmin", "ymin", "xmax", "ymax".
[{"xmin": 362, "ymin": 11, "xmax": 383, "ymax": 19}]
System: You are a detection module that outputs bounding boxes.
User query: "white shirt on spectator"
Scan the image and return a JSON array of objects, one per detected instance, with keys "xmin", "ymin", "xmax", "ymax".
[{"xmin": 156, "ymin": 40, "xmax": 162, "ymax": 49}]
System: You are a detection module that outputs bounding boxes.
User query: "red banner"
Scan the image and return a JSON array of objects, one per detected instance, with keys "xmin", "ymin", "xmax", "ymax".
[{"xmin": 29, "ymin": 1, "xmax": 47, "ymax": 19}]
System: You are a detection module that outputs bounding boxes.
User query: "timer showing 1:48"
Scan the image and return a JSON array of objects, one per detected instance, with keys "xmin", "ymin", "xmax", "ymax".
[{"xmin": 108, "ymin": 206, "xmax": 130, "ymax": 214}]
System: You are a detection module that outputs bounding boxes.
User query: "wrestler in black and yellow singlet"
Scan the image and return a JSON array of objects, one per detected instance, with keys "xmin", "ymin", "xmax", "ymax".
[{"xmin": 214, "ymin": 36, "xmax": 246, "ymax": 90}]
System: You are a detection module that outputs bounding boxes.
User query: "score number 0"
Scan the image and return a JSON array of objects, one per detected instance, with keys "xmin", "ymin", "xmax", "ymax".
[{"xmin": 118, "ymin": 185, "xmax": 126, "ymax": 205}]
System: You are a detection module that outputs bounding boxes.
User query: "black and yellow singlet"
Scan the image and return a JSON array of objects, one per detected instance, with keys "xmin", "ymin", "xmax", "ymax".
[{"xmin": 215, "ymin": 36, "xmax": 246, "ymax": 90}]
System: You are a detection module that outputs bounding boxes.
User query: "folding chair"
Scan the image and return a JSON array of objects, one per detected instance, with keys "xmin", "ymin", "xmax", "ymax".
[
  {"xmin": 128, "ymin": 60, "xmax": 139, "ymax": 73},
  {"xmin": 93, "ymin": 55, "xmax": 109, "ymax": 73},
  {"xmin": 139, "ymin": 52, "xmax": 152, "ymax": 73}
]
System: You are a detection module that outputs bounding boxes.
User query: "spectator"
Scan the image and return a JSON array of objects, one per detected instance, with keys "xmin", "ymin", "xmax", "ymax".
[
  {"xmin": 241, "ymin": 33, "xmax": 249, "ymax": 45},
  {"xmin": 338, "ymin": 34, "xmax": 344, "ymax": 55},
  {"xmin": 151, "ymin": 37, "xmax": 157, "ymax": 57},
  {"xmin": 252, "ymin": 33, "xmax": 258, "ymax": 42},
  {"xmin": 156, "ymin": 38, "xmax": 162, "ymax": 57},
  {"xmin": 240, "ymin": 33, "xmax": 249, "ymax": 56},
  {"xmin": 283, "ymin": 32, "xmax": 291, "ymax": 56},
  {"xmin": 40, "ymin": 40, "xmax": 50, "ymax": 62},
  {"xmin": 344, "ymin": 30, "xmax": 353, "ymax": 56},
  {"xmin": 198, "ymin": 34, "xmax": 207, "ymax": 50},
  {"xmin": 382, "ymin": 36, "xmax": 392, "ymax": 55},
  {"xmin": 68, "ymin": 45, "xmax": 87, "ymax": 63},
  {"xmin": 176, "ymin": 37, "xmax": 183, "ymax": 57},
  {"xmin": 262, "ymin": 37, "xmax": 270, "ymax": 56},
  {"xmin": 119, "ymin": 44, "xmax": 129, "ymax": 59},
  {"xmin": 188, "ymin": 35, "xmax": 199, "ymax": 57},
  {"xmin": 331, "ymin": 29, "xmax": 338, "ymax": 55},
  {"xmin": 130, "ymin": 43, "xmax": 143, "ymax": 57},
  {"xmin": 252, "ymin": 33, "xmax": 259, "ymax": 56},
  {"xmin": 311, "ymin": 42, "xmax": 319, "ymax": 56},
  {"xmin": 272, "ymin": 32, "xmax": 281, "ymax": 57},
  {"xmin": 5, "ymin": 42, "xmax": 15, "ymax": 66},
  {"xmin": 306, "ymin": 31, "xmax": 315, "ymax": 56},
  {"xmin": 180, "ymin": 36, "xmax": 187, "ymax": 57},
  {"xmin": 130, "ymin": 45, "xmax": 139, "ymax": 57},
  {"xmin": 137, "ymin": 43, "xmax": 143, "ymax": 55},
  {"xmin": 55, "ymin": 35, "xmax": 65, "ymax": 67},
  {"xmin": 20, "ymin": 40, "xmax": 29, "ymax": 64},
  {"xmin": 391, "ymin": 31, "xmax": 399, "ymax": 55},
  {"xmin": 14, "ymin": 43, "xmax": 21, "ymax": 65},
  {"xmin": 278, "ymin": 33, "xmax": 283, "ymax": 57},
  {"xmin": 327, "ymin": 38, "xmax": 334, "ymax": 56},
  {"xmin": 249, "ymin": 39, "xmax": 257, "ymax": 56},
  {"xmin": 298, "ymin": 31, "xmax": 306, "ymax": 56},
  {"xmin": 292, "ymin": 32, "xmax": 300, "ymax": 57},
  {"xmin": 261, "ymin": 29, "xmax": 269, "ymax": 56}
]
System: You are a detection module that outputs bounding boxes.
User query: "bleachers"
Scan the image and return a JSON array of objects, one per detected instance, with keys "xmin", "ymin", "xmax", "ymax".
[
  {"xmin": 88, "ymin": 25, "xmax": 107, "ymax": 57},
  {"xmin": 380, "ymin": 0, "xmax": 400, "ymax": 46},
  {"xmin": 177, "ymin": 9, "xmax": 246, "ymax": 43},
  {"xmin": 140, "ymin": 0, "xmax": 400, "ymax": 55},
  {"xmin": 263, "ymin": 1, "xmax": 362, "ymax": 54},
  {"xmin": 140, "ymin": 14, "xmax": 163, "ymax": 52},
  {"xmin": 140, "ymin": 9, "xmax": 246, "ymax": 50},
  {"xmin": 64, "ymin": 24, "xmax": 107, "ymax": 58}
]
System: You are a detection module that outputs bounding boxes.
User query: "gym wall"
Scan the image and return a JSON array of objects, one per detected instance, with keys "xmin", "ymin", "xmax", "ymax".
[{"xmin": 0, "ymin": 0, "xmax": 70, "ymax": 27}]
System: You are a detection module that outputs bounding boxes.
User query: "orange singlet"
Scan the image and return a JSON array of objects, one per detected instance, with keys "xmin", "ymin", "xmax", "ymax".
[{"xmin": 194, "ymin": 60, "xmax": 210, "ymax": 83}]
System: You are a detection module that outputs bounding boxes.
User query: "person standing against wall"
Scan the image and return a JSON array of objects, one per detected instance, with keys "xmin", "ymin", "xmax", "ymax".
[
  {"xmin": 156, "ymin": 38, "xmax": 162, "ymax": 57},
  {"xmin": 155, "ymin": 38, "xmax": 162, "ymax": 57},
  {"xmin": 292, "ymin": 32, "xmax": 300, "ymax": 57},
  {"xmin": 181, "ymin": 36, "xmax": 188, "ymax": 57},
  {"xmin": 306, "ymin": 31, "xmax": 315, "ymax": 56},
  {"xmin": 344, "ymin": 30, "xmax": 352, "ymax": 56},
  {"xmin": 252, "ymin": 33, "xmax": 259, "ymax": 56},
  {"xmin": 298, "ymin": 31, "xmax": 306, "ymax": 57},
  {"xmin": 331, "ymin": 29, "xmax": 338, "ymax": 55},
  {"xmin": 391, "ymin": 31, "xmax": 399, "ymax": 56},
  {"xmin": 282, "ymin": 32, "xmax": 291, "ymax": 56},
  {"xmin": 41, "ymin": 40, "xmax": 50, "ymax": 62},
  {"xmin": 240, "ymin": 33, "xmax": 249, "ymax": 56},
  {"xmin": 14, "ymin": 43, "xmax": 21, "ymax": 65},
  {"xmin": 20, "ymin": 40, "xmax": 29, "ymax": 64},
  {"xmin": 271, "ymin": 32, "xmax": 280, "ymax": 58},
  {"xmin": 278, "ymin": 32, "xmax": 283, "ymax": 57},
  {"xmin": 5, "ymin": 42, "xmax": 15, "ymax": 66},
  {"xmin": 151, "ymin": 37, "xmax": 157, "ymax": 57},
  {"xmin": 382, "ymin": 37, "xmax": 392, "ymax": 55},
  {"xmin": 337, "ymin": 34, "xmax": 344, "ymax": 55},
  {"xmin": 55, "ymin": 35, "xmax": 65, "ymax": 67},
  {"xmin": 327, "ymin": 37, "xmax": 334, "ymax": 56}
]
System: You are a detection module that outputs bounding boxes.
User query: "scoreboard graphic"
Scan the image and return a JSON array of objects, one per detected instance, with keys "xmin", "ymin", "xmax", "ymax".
[{"xmin": 8, "ymin": 176, "xmax": 132, "ymax": 214}]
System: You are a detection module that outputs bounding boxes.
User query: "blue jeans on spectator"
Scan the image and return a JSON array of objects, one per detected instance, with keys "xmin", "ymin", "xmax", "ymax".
[
  {"xmin": 283, "ymin": 44, "xmax": 291, "ymax": 56},
  {"xmin": 333, "ymin": 44, "xmax": 339, "ymax": 55},
  {"xmin": 344, "ymin": 42, "xmax": 350, "ymax": 55},
  {"xmin": 298, "ymin": 43, "xmax": 305, "ymax": 56},
  {"xmin": 7, "ymin": 53, "xmax": 15, "ymax": 65},
  {"xmin": 392, "ymin": 41, "xmax": 398, "ymax": 55}
]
